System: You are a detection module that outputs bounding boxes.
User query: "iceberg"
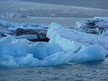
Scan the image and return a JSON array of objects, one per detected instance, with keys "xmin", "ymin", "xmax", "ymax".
[
  {"xmin": 76, "ymin": 17, "xmax": 108, "ymax": 29},
  {"xmin": 0, "ymin": 36, "xmax": 66, "ymax": 66},
  {"xmin": 0, "ymin": 20, "xmax": 48, "ymax": 41},
  {"xmin": 0, "ymin": 21, "xmax": 107, "ymax": 66},
  {"xmin": 47, "ymin": 23, "xmax": 108, "ymax": 56},
  {"xmin": 76, "ymin": 17, "xmax": 108, "ymax": 35}
]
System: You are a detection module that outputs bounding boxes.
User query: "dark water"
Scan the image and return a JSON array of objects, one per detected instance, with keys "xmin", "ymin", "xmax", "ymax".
[
  {"xmin": 22, "ymin": 0, "xmax": 108, "ymax": 10},
  {"xmin": 0, "ymin": 59, "xmax": 108, "ymax": 81}
]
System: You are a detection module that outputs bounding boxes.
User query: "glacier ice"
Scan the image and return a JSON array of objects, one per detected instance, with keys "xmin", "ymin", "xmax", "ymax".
[
  {"xmin": 0, "ymin": 21, "xmax": 107, "ymax": 66},
  {"xmin": 76, "ymin": 17, "xmax": 108, "ymax": 29},
  {"xmin": 0, "ymin": 20, "xmax": 48, "ymax": 41},
  {"xmin": 0, "ymin": 35, "xmax": 105, "ymax": 66},
  {"xmin": 47, "ymin": 23, "xmax": 81, "ymax": 53},
  {"xmin": 47, "ymin": 23, "xmax": 108, "ymax": 56},
  {"xmin": 0, "ymin": 36, "xmax": 66, "ymax": 66},
  {"xmin": 76, "ymin": 17, "xmax": 108, "ymax": 35},
  {"xmin": 75, "ymin": 17, "xmax": 108, "ymax": 36},
  {"xmin": 28, "ymin": 42, "xmax": 63, "ymax": 60},
  {"xmin": 71, "ymin": 45, "xmax": 105, "ymax": 63}
]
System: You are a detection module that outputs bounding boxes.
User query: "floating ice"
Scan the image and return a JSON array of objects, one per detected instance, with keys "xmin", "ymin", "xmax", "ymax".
[
  {"xmin": 47, "ymin": 23, "xmax": 108, "ymax": 56},
  {"xmin": 47, "ymin": 23, "xmax": 81, "ymax": 53},
  {"xmin": 0, "ymin": 20, "xmax": 22, "ymax": 28},
  {"xmin": 0, "ymin": 21, "xmax": 107, "ymax": 66},
  {"xmin": 0, "ymin": 20, "xmax": 48, "ymax": 41},
  {"xmin": 0, "ymin": 35, "xmax": 105, "ymax": 66},
  {"xmin": 76, "ymin": 17, "xmax": 108, "ymax": 34},
  {"xmin": 0, "ymin": 36, "xmax": 66, "ymax": 66},
  {"xmin": 0, "ymin": 20, "xmax": 48, "ymax": 30},
  {"xmin": 76, "ymin": 17, "xmax": 108, "ymax": 28}
]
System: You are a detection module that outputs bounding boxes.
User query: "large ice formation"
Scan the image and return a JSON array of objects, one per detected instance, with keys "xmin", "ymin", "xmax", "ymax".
[
  {"xmin": 0, "ymin": 21, "xmax": 106, "ymax": 66},
  {"xmin": 47, "ymin": 23, "xmax": 108, "ymax": 56},
  {"xmin": 0, "ymin": 36, "xmax": 65, "ymax": 66}
]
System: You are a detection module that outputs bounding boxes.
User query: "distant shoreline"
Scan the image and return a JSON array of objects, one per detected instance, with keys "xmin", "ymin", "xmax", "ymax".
[
  {"xmin": 0, "ymin": 0, "xmax": 108, "ymax": 18},
  {"xmin": 0, "ymin": 17, "xmax": 90, "ymax": 26},
  {"xmin": 22, "ymin": 0, "xmax": 108, "ymax": 10}
]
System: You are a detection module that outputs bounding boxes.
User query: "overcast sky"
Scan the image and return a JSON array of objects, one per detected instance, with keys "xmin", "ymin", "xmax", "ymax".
[{"xmin": 0, "ymin": 0, "xmax": 20, "ymax": 1}]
